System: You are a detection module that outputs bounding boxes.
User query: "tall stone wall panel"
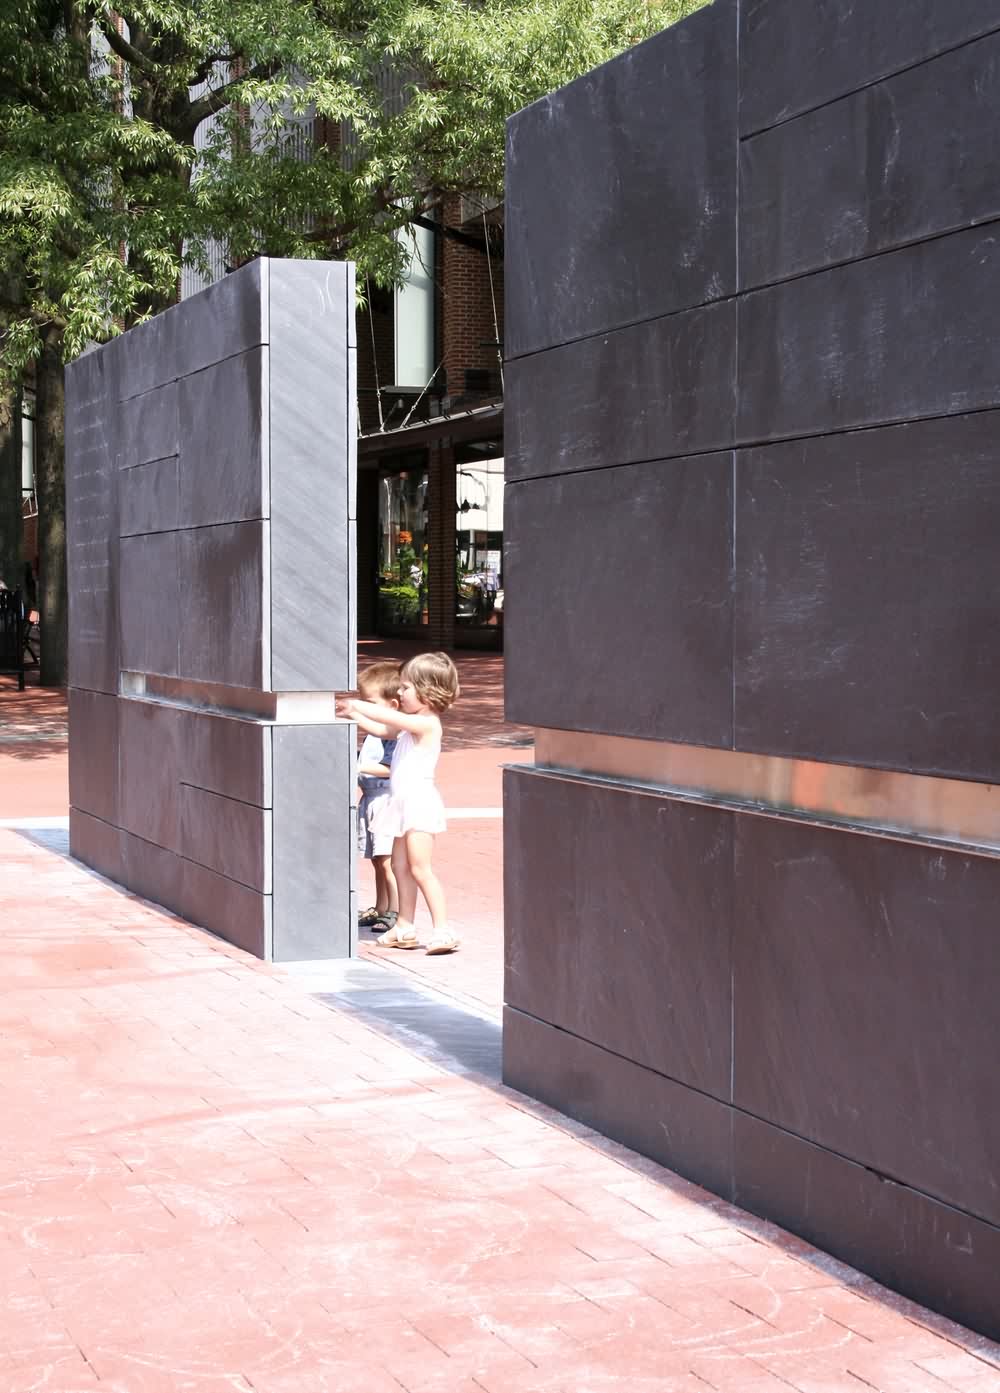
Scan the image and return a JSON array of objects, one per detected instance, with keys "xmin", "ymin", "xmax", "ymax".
[
  {"xmin": 505, "ymin": 300, "xmax": 737, "ymax": 484},
  {"xmin": 66, "ymin": 258, "xmax": 357, "ymax": 962},
  {"xmin": 65, "ymin": 347, "xmax": 121, "ymax": 695},
  {"xmin": 740, "ymin": 32, "xmax": 1000, "ymax": 288},
  {"xmin": 737, "ymin": 226, "xmax": 1000, "ymax": 443},
  {"xmin": 271, "ymin": 724, "xmax": 356, "ymax": 961},
  {"xmin": 504, "ymin": 0, "xmax": 1000, "ymax": 1340},
  {"xmin": 740, "ymin": 0, "xmax": 1000, "ymax": 135},
  {"xmin": 177, "ymin": 349, "xmax": 267, "ymax": 528},
  {"xmin": 67, "ymin": 688, "xmax": 119, "ymax": 826},
  {"xmin": 505, "ymin": 772, "xmax": 733, "ymax": 1099},
  {"xmin": 733, "ymin": 415, "xmax": 1000, "ymax": 778},
  {"xmin": 732, "ymin": 815, "xmax": 1000, "ymax": 1231},
  {"xmin": 177, "ymin": 521, "xmax": 267, "ymax": 688},
  {"xmin": 118, "ymin": 532, "xmax": 181, "ymax": 677},
  {"xmin": 269, "ymin": 260, "xmax": 356, "ymax": 692},
  {"xmin": 505, "ymin": 0, "xmax": 737, "ymax": 356},
  {"xmin": 504, "ymin": 454, "xmax": 734, "ymax": 743}
]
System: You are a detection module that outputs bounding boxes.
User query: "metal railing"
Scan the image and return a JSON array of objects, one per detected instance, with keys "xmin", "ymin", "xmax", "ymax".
[{"xmin": 0, "ymin": 589, "xmax": 26, "ymax": 691}]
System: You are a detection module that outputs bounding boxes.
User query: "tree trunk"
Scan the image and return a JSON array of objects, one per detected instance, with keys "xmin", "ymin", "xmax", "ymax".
[
  {"xmin": 35, "ymin": 331, "xmax": 67, "ymax": 686},
  {"xmin": 0, "ymin": 386, "xmax": 22, "ymax": 593}
]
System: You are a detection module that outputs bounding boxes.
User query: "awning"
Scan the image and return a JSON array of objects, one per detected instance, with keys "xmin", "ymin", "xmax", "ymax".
[{"xmin": 358, "ymin": 402, "xmax": 503, "ymax": 461}]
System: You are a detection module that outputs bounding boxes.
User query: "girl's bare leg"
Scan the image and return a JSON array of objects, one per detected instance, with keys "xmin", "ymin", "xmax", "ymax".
[
  {"xmin": 404, "ymin": 831, "xmax": 446, "ymax": 929},
  {"xmin": 391, "ymin": 837, "xmax": 419, "ymax": 934}
]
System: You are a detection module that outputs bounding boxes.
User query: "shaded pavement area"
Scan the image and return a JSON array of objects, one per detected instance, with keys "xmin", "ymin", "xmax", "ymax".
[{"xmin": 2, "ymin": 657, "xmax": 1000, "ymax": 1390}]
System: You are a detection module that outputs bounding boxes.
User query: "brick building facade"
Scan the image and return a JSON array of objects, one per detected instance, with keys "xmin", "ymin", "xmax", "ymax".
[
  {"xmin": 357, "ymin": 195, "xmax": 505, "ymax": 651},
  {"xmin": 6, "ymin": 193, "xmax": 505, "ymax": 657}
]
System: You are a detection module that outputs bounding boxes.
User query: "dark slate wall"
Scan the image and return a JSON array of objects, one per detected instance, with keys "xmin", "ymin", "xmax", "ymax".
[
  {"xmin": 505, "ymin": 765, "xmax": 1000, "ymax": 1339},
  {"xmin": 66, "ymin": 258, "xmax": 357, "ymax": 961},
  {"xmin": 506, "ymin": 0, "xmax": 1000, "ymax": 782},
  {"xmin": 504, "ymin": 0, "xmax": 737, "ymax": 356},
  {"xmin": 504, "ymin": 0, "xmax": 1000, "ymax": 1341}
]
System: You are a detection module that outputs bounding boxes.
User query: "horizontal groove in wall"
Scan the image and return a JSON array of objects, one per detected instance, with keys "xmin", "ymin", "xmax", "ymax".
[
  {"xmin": 738, "ymin": 20, "xmax": 1000, "ymax": 142},
  {"xmin": 527, "ymin": 730, "xmax": 1000, "ymax": 859},
  {"xmin": 505, "ymin": 208, "xmax": 1000, "ymax": 368},
  {"xmin": 119, "ymin": 672, "xmax": 344, "ymax": 725},
  {"xmin": 504, "ymin": 1005, "xmax": 1000, "ymax": 1236}
]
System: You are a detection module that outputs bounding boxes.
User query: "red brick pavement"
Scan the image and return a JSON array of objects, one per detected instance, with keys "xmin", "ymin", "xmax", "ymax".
[
  {"xmin": 0, "ymin": 646, "xmax": 525, "ymax": 1011},
  {"xmin": 4, "ymin": 658, "xmax": 1000, "ymax": 1389},
  {"xmin": 2, "ymin": 829, "xmax": 1000, "ymax": 1392},
  {"xmin": 0, "ymin": 676, "xmax": 69, "ymax": 819}
]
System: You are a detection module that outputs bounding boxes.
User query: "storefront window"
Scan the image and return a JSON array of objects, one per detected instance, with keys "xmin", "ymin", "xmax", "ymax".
[
  {"xmin": 455, "ymin": 448, "xmax": 504, "ymax": 628},
  {"xmin": 377, "ymin": 463, "xmax": 429, "ymax": 628}
]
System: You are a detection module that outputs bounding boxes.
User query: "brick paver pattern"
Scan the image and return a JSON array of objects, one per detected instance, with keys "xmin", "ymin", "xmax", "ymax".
[{"xmin": 3, "ymin": 658, "xmax": 1000, "ymax": 1391}]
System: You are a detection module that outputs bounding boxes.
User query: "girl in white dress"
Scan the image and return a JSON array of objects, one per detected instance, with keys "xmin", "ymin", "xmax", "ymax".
[{"xmin": 343, "ymin": 652, "xmax": 460, "ymax": 955}]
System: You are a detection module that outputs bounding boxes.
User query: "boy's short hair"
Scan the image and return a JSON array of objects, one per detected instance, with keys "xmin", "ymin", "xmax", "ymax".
[
  {"xmin": 401, "ymin": 652, "xmax": 460, "ymax": 713},
  {"xmin": 358, "ymin": 660, "xmax": 402, "ymax": 703}
]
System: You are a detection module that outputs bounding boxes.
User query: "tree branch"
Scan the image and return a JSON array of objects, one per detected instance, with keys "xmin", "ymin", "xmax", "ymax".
[
  {"xmin": 192, "ymin": 52, "xmax": 237, "ymax": 87},
  {"xmin": 183, "ymin": 59, "xmax": 282, "ymax": 134},
  {"xmin": 97, "ymin": 14, "xmax": 158, "ymax": 75},
  {"xmin": 410, "ymin": 214, "xmax": 496, "ymax": 255}
]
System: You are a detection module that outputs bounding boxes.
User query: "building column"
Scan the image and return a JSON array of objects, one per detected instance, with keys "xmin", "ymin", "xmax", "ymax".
[
  {"xmin": 427, "ymin": 439, "xmax": 456, "ymax": 650},
  {"xmin": 0, "ymin": 389, "xmax": 22, "ymax": 592}
]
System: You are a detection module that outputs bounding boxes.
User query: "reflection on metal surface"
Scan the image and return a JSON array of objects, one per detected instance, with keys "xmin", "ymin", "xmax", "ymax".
[
  {"xmin": 120, "ymin": 672, "xmax": 343, "ymax": 725},
  {"xmin": 534, "ymin": 728, "xmax": 1000, "ymax": 858}
]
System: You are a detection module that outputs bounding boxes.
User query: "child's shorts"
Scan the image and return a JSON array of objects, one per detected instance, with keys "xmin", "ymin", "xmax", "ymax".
[{"xmin": 358, "ymin": 791, "xmax": 395, "ymax": 859}]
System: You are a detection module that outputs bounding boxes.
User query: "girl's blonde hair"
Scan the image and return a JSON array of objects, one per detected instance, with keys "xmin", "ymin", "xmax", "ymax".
[{"xmin": 402, "ymin": 652, "xmax": 460, "ymax": 713}]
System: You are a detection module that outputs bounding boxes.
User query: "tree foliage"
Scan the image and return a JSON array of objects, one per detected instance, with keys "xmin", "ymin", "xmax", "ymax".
[
  {"xmin": 0, "ymin": 0, "xmax": 706, "ymax": 379},
  {"xmin": 0, "ymin": 0, "xmax": 705, "ymax": 682}
]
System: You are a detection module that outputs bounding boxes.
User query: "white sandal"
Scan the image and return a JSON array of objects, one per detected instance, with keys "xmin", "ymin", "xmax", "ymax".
[
  {"xmin": 425, "ymin": 933, "xmax": 460, "ymax": 956},
  {"xmin": 375, "ymin": 924, "xmax": 421, "ymax": 950}
]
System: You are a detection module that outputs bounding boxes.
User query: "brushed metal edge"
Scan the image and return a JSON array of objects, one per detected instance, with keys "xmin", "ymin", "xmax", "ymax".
[
  {"xmin": 120, "ymin": 671, "xmax": 344, "ymax": 726},
  {"xmin": 532, "ymin": 728, "xmax": 1000, "ymax": 859}
]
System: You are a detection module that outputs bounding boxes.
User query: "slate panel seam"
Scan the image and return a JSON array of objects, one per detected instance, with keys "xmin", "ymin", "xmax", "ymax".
[
  {"xmin": 116, "ymin": 343, "xmax": 272, "ymax": 403},
  {"xmin": 512, "ymin": 1007, "xmax": 1000, "ymax": 1235},
  {"xmin": 510, "ymin": 213, "xmax": 1000, "ymax": 381},
  {"xmin": 119, "ymin": 453, "xmax": 178, "ymax": 473},
  {"xmin": 505, "ymin": 442, "xmax": 741, "ymax": 485},
  {"xmin": 732, "ymin": 0, "xmax": 742, "ymax": 761},
  {"xmin": 735, "ymin": 400, "xmax": 1000, "ymax": 460},
  {"xmin": 735, "ymin": 1111, "xmax": 1000, "ymax": 1236},
  {"xmin": 732, "ymin": 0, "xmax": 741, "ymax": 752},
  {"xmin": 68, "ymin": 805, "xmax": 117, "ymax": 829},
  {"xmin": 69, "ymin": 681, "xmax": 124, "ymax": 699},
  {"xmin": 730, "ymin": 452, "xmax": 737, "ymax": 752},
  {"xmin": 266, "ymin": 275, "xmax": 274, "ymax": 693},
  {"xmin": 505, "ymin": 289, "xmax": 739, "ymax": 366},
  {"xmin": 264, "ymin": 272, "xmax": 275, "ymax": 870},
  {"xmin": 177, "ymin": 780, "xmax": 270, "ymax": 812},
  {"xmin": 115, "ymin": 516, "xmax": 269, "ymax": 539},
  {"xmin": 739, "ymin": 18, "xmax": 1000, "ymax": 140},
  {"xmin": 508, "ymin": 395, "xmax": 1000, "ymax": 477},
  {"xmin": 508, "ymin": 201, "xmax": 1000, "ymax": 367},
  {"xmin": 737, "ymin": 202, "xmax": 1000, "ymax": 296},
  {"xmin": 506, "ymin": 446, "xmax": 737, "ymax": 485},
  {"xmin": 121, "ymin": 825, "xmax": 271, "ymax": 896},
  {"xmin": 507, "ymin": 1008, "xmax": 733, "ymax": 1109},
  {"xmin": 515, "ymin": 765, "xmax": 1000, "ymax": 862}
]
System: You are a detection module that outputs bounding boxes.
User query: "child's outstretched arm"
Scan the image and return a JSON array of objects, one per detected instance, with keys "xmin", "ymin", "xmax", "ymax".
[
  {"xmin": 345, "ymin": 698, "xmax": 437, "ymax": 738},
  {"xmin": 341, "ymin": 702, "xmax": 393, "ymax": 739}
]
